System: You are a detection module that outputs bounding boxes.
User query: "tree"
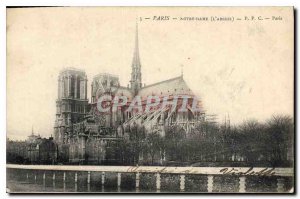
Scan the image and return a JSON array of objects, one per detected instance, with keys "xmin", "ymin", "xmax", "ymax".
[
  {"xmin": 145, "ymin": 131, "xmax": 162, "ymax": 165},
  {"xmin": 236, "ymin": 120, "xmax": 265, "ymax": 164},
  {"xmin": 165, "ymin": 125, "xmax": 186, "ymax": 163},
  {"xmin": 264, "ymin": 115, "xmax": 294, "ymax": 166}
]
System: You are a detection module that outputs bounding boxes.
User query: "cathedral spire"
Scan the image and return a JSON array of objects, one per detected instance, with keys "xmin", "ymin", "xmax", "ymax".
[
  {"xmin": 132, "ymin": 20, "xmax": 141, "ymax": 67},
  {"xmin": 130, "ymin": 20, "xmax": 142, "ymax": 94}
]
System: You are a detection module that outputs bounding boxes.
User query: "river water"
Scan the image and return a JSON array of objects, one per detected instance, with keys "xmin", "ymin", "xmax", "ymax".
[{"xmin": 6, "ymin": 168, "xmax": 293, "ymax": 193}]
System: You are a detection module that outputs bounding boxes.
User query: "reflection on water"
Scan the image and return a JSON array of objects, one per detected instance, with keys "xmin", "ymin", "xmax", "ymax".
[
  {"xmin": 6, "ymin": 168, "xmax": 293, "ymax": 193},
  {"xmin": 7, "ymin": 179, "xmax": 137, "ymax": 193},
  {"xmin": 7, "ymin": 169, "xmax": 142, "ymax": 193}
]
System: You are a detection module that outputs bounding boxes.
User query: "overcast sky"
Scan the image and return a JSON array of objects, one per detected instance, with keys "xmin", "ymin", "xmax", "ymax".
[{"xmin": 7, "ymin": 7, "xmax": 294, "ymax": 140}]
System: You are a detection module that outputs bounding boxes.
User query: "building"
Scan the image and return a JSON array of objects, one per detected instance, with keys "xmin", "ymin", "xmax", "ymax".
[
  {"xmin": 27, "ymin": 126, "xmax": 41, "ymax": 144},
  {"xmin": 25, "ymin": 128, "xmax": 58, "ymax": 164},
  {"xmin": 53, "ymin": 23, "xmax": 205, "ymax": 165},
  {"xmin": 7, "ymin": 129, "xmax": 58, "ymax": 164}
]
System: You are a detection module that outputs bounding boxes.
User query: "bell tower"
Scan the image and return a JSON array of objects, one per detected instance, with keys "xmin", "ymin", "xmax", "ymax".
[{"xmin": 54, "ymin": 68, "xmax": 89, "ymax": 144}]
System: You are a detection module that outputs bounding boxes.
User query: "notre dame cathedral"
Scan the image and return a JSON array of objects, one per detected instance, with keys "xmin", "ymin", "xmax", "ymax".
[{"xmin": 53, "ymin": 23, "xmax": 205, "ymax": 165}]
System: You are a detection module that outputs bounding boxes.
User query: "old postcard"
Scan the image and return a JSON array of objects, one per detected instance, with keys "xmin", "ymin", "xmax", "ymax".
[{"xmin": 6, "ymin": 7, "xmax": 294, "ymax": 193}]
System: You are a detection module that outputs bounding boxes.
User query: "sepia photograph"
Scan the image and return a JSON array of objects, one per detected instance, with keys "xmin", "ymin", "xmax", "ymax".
[{"xmin": 6, "ymin": 6, "xmax": 294, "ymax": 193}]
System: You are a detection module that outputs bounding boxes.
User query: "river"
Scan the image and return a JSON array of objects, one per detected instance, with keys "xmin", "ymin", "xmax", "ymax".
[{"xmin": 6, "ymin": 168, "xmax": 293, "ymax": 193}]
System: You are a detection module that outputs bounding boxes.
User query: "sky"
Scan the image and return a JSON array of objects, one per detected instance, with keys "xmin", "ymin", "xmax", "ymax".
[{"xmin": 7, "ymin": 7, "xmax": 294, "ymax": 140}]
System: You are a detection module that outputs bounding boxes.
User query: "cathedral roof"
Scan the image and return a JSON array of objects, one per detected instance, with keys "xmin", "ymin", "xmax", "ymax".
[{"xmin": 137, "ymin": 75, "xmax": 194, "ymax": 99}]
